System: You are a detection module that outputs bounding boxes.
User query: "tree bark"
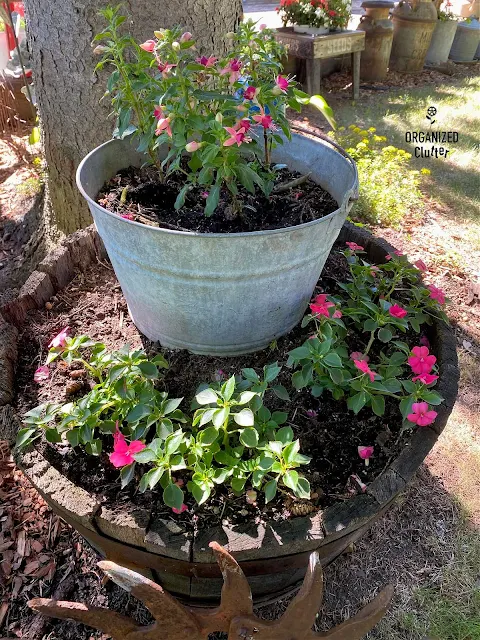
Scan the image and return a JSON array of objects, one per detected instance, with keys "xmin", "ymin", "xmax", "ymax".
[{"xmin": 23, "ymin": 0, "xmax": 243, "ymax": 241}]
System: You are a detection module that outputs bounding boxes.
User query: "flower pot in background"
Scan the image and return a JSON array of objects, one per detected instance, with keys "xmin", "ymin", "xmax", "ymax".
[
  {"xmin": 426, "ymin": 19, "xmax": 458, "ymax": 64},
  {"xmin": 390, "ymin": 0, "xmax": 438, "ymax": 73},
  {"xmin": 293, "ymin": 24, "xmax": 330, "ymax": 35},
  {"xmin": 357, "ymin": 1, "xmax": 395, "ymax": 81},
  {"xmin": 77, "ymin": 134, "xmax": 358, "ymax": 356},
  {"xmin": 449, "ymin": 18, "xmax": 480, "ymax": 61}
]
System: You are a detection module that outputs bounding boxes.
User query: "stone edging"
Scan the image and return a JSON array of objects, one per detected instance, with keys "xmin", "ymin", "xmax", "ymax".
[{"xmin": 1, "ymin": 222, "xmax": 460, "ymax": 600}]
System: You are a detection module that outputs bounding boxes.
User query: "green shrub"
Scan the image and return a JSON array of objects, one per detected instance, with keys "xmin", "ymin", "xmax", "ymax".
[{"xmin": 330, "ymin": 125, "xmax": 429, "ymax": 227}]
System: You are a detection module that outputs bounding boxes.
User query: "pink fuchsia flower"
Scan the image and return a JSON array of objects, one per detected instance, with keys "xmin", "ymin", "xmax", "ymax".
[
  {"xmin": 154, "ymin": 104, "xmax": 165, "ymax": 120},
  {"xmin": 223, "ymin": 126, "xmax": 250, "ymax": 147},
  {"xmin": 34, "ymin": 366, "xmax": 50, "ymax": 383},
  {"xmin": 358, "ymin": 445, "xmax": 374, "ymax": 466},
  {"xmin": 310, "ymin": 293, "xmax": 335, "ymax": 317},
  {"xmin": 428, "ymin": 284, "xmax": 446, "ymax": 305},
  {"xmin": 180, "ymin": 31, "xmax": 192, "ymax": 43},
  {"xmin": 350, "ymin": 351, "xmax": 369, "ymax": 362},
  {"xmin": 48, "ymin": 326, "xmax": 69, "ymax": 349},
  {"xmin": 109, "ymin": 427, "xmax": 146, "ymax": 468},
  {"xmin": 185, "ymin": 141, "xmax": 201, "ymax": 152},
  {"xmin": 157, "ymin": 61, "xmax": 176, "ymax": 77},
  {"xmin": 155, "ymin": 116, "xmax": 172, "ymax": 138},
  {"xmin": 246, "ymin": 490, "xmax": 257, "ymax": 504},
  {"xmin": 172, "ymin": 504, "xmax": 188, "ymax": 514},
  {"xmin": 252, "ymin": 109, "xmax": 275, "ymax": 130},
  {"xmin": 389, "ymin": 304, "xmax": 407, "ymax": 319},
  {"xmin": 414, "ymin": 259, "xmax": 427, "ymax": 272},
  {"xmin": 220, "ymin": 58, "xmax": 242, "ymax": 84},
  {"xmin": 243, "ymin": 86, "xmax": 258, "ymax": 101},
  {"xmin": 354, "ymin": 359, "xmax": 376, "ymax": 383},
  {"xmin": 272, "ymin": 75, "xmax": 289, "ymax": 95},
  {"xmin": 407, "ymin": 402, "xmax": 437, "ymax": 427},
  {"xmin": 196, "ymin": 55, "xmax": 217, "ymax": 68},
  {"xmin": 236, "ymin": 118, "xmax": 252, "ymax": 132},
  {"xmin": 346, "ymin": 241, "xmax": 364, "ymax": 251},
  {"xmin": 412, "ymin": 373, "xmax": 439, "ymax": 385},
  {"xmin": 306, "ymin": 409, "xmax": 318, "ymax": 419},
  {"xmin": 408, "ymin": 346, "xmax": 436, "ymax": 375},
  {"xmin": 139, "ymin": 40, "xmax": 156, "ymax": 52},
  {"xmin": 121, "ymin": 213, "xmax": 135, "ymax": 221}
]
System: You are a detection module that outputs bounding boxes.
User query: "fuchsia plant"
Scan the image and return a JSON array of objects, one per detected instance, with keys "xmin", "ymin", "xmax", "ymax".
[{"xmin": 94, "ymin": 8, "xmax": 335, "ymax": 217}]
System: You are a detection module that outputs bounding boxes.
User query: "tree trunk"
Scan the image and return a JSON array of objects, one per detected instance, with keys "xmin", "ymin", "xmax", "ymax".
[{"xmin": 23, "ymin": 0, "xmax": 243, "ymax": 241}]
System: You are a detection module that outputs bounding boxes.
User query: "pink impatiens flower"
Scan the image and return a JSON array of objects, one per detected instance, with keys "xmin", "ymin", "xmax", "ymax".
[
  {"xmin": 428, "ymin": 284, "xmax": 446, "ymax": 305},
  {"xmin": 350, "ymin": 351, "xmax": 369, "ymax": 362},
  {"xmin": 306, "ymin": 409, "xmax": 318, "ymax": 419},
  {"xmin": 223, "ymin": 126, "xmax": 250, "ymax": 147},
  {"xmin": 412, "ymin": 373, "xmax": 439, "ymax": 385},
  {"xmin": 358, "ymin": 445, "xmax": 374, "ymax": 466},
  {"xmin": 109, "ymin": 426, "xmax": 146, "ymax": 468},
  {"xmin": 220, "ymin": 58, "xmax": 242, "ymax": 84},
  {"xmin": 310, "ymin": 293, "xmax": 334, "ymax": 317},
  {"xmin": 34, "ymin": 366, "xmax": 50, "ymax": 383},
  {"xmin": 408, "ymin": 346, "xmax": 436, "ymax": 375},
  {"xmin": 346, "ymin": 241, "xmax": 364, "ymax": 252},
  {"xmin": 354, "ymin": 359, "xmax": 376, "ymax": 382},
  {"xmin": 389, "ymin": 304, "xmax": 407, "ymax": 319},
  {"xmin": 172, "ymin": 504, "xmax": 188, "ymax": 514},
  {"xmin": 414, "ymin": 259, "xmax": 427, "ymax": 272},
  {"xmin": 48, "ymin": 326, "xmax": 69, "ymax": 349},
  {"xmin": 407, "ymin": 402, "xmax": 437, "ymax": 427},
  {"xmin": 139, "ymin": 40, "xmax": 156, "ymax": 52},
  {"xmin": 243, "ymin": 86, "xmax": 258, "ymax": 101},
  {"xmin": 196, "ymin": 55, "xmax": 217, "ymax": 68}
]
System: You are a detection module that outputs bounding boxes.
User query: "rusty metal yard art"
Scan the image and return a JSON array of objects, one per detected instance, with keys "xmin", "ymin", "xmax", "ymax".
[{"xmin": 29, "ymin": 541, "xmax": 393, "ymax": 640}]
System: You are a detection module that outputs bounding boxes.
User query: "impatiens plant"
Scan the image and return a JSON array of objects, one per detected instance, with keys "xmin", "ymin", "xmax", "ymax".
[
  {"xmin": 93, "ymin": 7, "xmax": 335, "ymax": 216},
  {"xmin": 288, "ymin": 247, "xmax": 446, "ymax": 429},
  {"xmin": 17, "ymin": 339, "xmax": 310, "ymax": 510}
]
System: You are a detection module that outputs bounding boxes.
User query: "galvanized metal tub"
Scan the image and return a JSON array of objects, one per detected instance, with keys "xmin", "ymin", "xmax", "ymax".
[
  {"xmin": 76, "ymin": 134, "xmax": 358, "ymax": 356},
  {"xmin": 426, "ymin": 19, "xmax": 458, "ymax": 65},
  {"xmin": 449, "ymin": 19, "xmax": 480, "ymax": 62}
]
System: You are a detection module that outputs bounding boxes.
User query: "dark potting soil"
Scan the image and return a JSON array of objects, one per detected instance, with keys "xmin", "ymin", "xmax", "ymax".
[
  {"xmin": 14, "ymin": 247, "xmax": 413, "ymax": 529},
  {"xmin": 96, "ymin": 165, "xmax": 338, "ymax": 234}
]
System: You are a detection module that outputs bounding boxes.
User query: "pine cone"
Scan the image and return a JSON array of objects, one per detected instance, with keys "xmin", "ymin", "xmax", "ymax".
[{"xmin": 290, "ymin": 501, "xmax": 316, "ymax": 516}]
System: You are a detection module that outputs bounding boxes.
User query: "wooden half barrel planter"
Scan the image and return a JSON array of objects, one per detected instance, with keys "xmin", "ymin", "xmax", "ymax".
[{"xmin": 2, "ymin": 224, "xmax": 459, "ymax": 605}]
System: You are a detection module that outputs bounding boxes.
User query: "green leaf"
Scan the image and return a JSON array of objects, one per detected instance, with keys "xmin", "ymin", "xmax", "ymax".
[
  {"xmin": 242, "ymin": 368, "xmax": 259, "ymax": 382},
  {"xmin": 307, "ymin": 95, "xmax": 336, "ymax": 129},
  {"xmin": 196, "ymin": 388, "xmax": 218, "ymax": 405},
  {"xmin": 120, "ymin": 463, "xmax": 136, "ymax": 489},
  {"xmin": 223, "ymin": 375, "xmax": 236, "ymax": 402},
  {"xmin": 292, "ymin": 371, "xmax": 306, "ymax": 390},
  {"xmin": 402, "ymin": 380, "xmax": 417, "ymax": 394},
  {"xmin": 234, "ymin": 408, "xmax": 254, "ymax": 427},
  {"xmin": 288, "ymin": 345, "xmax": 311, "ymax": 360},
  {"xmin": 268, "ymin": 441, "xmax": 284, "ymax": 456},
  {"xmin": 239, "ymin": 427, "xmax": 259, "ymax": 448},
  {"xmin": 323, "ymin": 352, "xmax": 343, "ymax": 368},
  {"xmin": 400, "ymin": 396, "xmax": 415, "ymax": 419},
  {"xmin": 137, "ymin": 361, "xmax": 159, "ymax": 379},
  {"xmin": 165, "ymin": 431, "xmax": 184, "ymax": 456},
  {"xmin": 329, "ymin": 368, "xmax": 344, "ymax": 385},
  {"xmin": 15, "ymin": 427, "xmax": 36, "ymax": 449},
  {"xmin": 264, "ymin": 479, "xmax": 278, "ymax": 503},
  {"xmin": 174, "ymin": 184, "xmax": 189, "ymax": 210},
  {"xmin": 191, "ymin": 482, "xmax": 211, "ymax": 505},
  {"xmin": 163, "ymin": 397, "xmax": 183, "ymax": 415},
  {"xmin": 371, "ymin": 394, "xmax": 386, "ymax": 416},
  {"xmin": 66, "ymin": 428, "xmax": 80, "ymax": 447},
  {"xmin": 421, "ymin": 391, "xmax": 443, "ymax": 405},
  {"xmin": 133, "ymin": 448, "xmax": 158, "ymax": 463},
  {"xmin": 378, "ymin": 327, "xmax": 393, "ymax": 343},
  {"xmin": 29, "ymin": 126, "xmax": 40, "ymax": 145},
  {"xmin": 231, "ymin": 477, "xmax": 246, "ymax": 492},
  {"xmin": 126, "ymin": 404, "xmax": 151, "ymax": 423},
  {"xmin": 389, "ymin": 352, "xmax": 407, "ymax": 366},
  {"xmin": 163, "ymin": 483, "xmax": 184, "ymax": 510},
  {"xmin": 294, "ymin": 477, "xmax": 311, "ymax": 499},
  {"xmin": 204, "ymin": 184, "xmax": 220, "ymax": 217},
  {"xmin": 283, "ymin": 439, "xmax": 300, "ymax": 463},
  {"xmin": 272, "ymin": 384, "xmax": 290, "ymax": 401},
  {"xmin": 238, "ymin": 391, "xmax": 257, "ymax": 405},
  {"xmin": 283, "ymin": 470, "xmax": 299, "ymax": 491},
  {"xmin": 264, "ymin": 362, "xmax": 282, "ymax": 382},
  {"xmin": 276, "ymin": 426, "xmax": 293, "ymax": 444},
  {"xmin": 272, "ymin": 411, "xmax": 288, "ymax": 425},
  {"xmin": 45, "ymin": 428, "xmax": 61, "ymax": 444},
  {"xmin": 198, "ymin": 426, "xmax": 219, "ymax": 445},
  {"xmin": 347, "ymin": 391, "xmax": 367, "ymax": 414},
  {"xmin": 212, "ymin": 407, "xmax": 229, "ymax": 427}
]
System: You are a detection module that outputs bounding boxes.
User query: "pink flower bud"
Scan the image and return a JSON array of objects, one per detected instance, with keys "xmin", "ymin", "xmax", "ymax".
[
  {"xmin": 180, "ymin": 32, "xmax": 192, "ymax": 42},
  {"xmin": 139, "ymin": 40, "xmax": 156, "ymax": 52},
  {"xmin": 358, "ymin": 445, "xmax": 374, "ymax": 465},
  {"xmin": 259, "ymin": 23, "xmax": 267, "ymax": 30},
  {"xmin": 185, "ymin": 141, "xmax": 201, "ymax": 152}
]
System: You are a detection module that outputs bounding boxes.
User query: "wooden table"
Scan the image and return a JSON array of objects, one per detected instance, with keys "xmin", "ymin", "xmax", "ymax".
[{"xmin": 274, "ymin": 28, "xmax": 365, "ymax": 99}]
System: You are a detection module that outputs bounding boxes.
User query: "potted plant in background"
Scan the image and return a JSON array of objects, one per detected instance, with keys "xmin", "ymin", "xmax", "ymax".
[
  {"xmin": 449, "ymin": 15, "xmax": 480, "ymax": 61},
  {"xmin": 277, "ymin": 0, "xmax": 350, "ymax": 34},
  {"xmin": 426, "ymin": 0, "xmax": 458, "ymax": 65},
  {"xmin": 77, "ymin": 8, "xmax": 358, "ymax": 356}
]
